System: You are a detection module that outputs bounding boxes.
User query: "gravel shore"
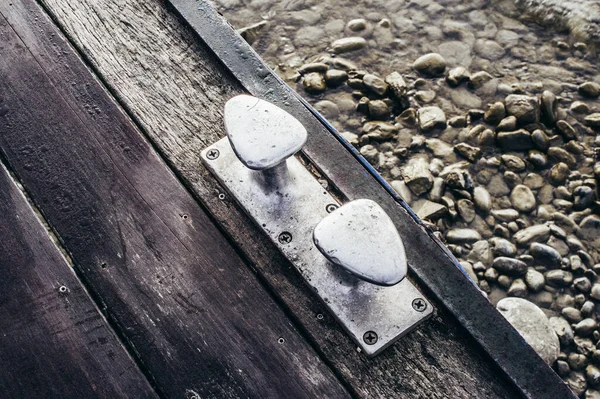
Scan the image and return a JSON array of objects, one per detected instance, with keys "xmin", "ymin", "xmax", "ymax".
[{"xmin": 215, "ymin": 0, "xmax": 600, "ymax": 395}]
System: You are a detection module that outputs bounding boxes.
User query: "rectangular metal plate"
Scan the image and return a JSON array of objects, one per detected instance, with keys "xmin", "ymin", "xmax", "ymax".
[{"xmin": 202, "ymin": 138, "xmax": 432, "ymax": 356}]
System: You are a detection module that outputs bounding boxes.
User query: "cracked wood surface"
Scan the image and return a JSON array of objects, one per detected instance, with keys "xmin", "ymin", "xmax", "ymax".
[
  {"xmin": 0, "ymin": 1, "xmax": 350, "ymax": 397},
  {"xmin": 27, "ymin": 0, "xmax": 527, "ymax": 397}
]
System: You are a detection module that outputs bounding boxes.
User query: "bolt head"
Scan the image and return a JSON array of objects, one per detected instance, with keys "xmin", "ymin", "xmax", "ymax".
[
  {"xmin": 363, "ymin": 330, "xmax": 378, "ymax": 345},
  {"xmin": 412, "ymin": 298, "xmax": 427, "ymax": 312},
  {"xmin": 278, "ymin": 231, "xmax": 293, "ymax": 244},
  {"xmin": 206, "ymin": 149, "xmax": 220, "ymax": 160}
]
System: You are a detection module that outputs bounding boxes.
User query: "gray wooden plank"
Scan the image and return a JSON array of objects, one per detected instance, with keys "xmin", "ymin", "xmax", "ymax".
[
  {"xmin": 0, "ymin": 2, "xmax": 351, "ymax": 398},
  {"xmin": 31, "ymin": 0, "xmax": 534, "ymax": 397},
  {"xmin": 0, "ymin": 163, "xmax": 158, "ymax": 398}
]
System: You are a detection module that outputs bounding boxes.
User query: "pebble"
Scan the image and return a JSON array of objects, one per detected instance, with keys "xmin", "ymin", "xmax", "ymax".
[
  {"xmin": 484, "ymin": 102, "xmax": 505, "ymax": 125},
  {"xmin": 496, "ymin": 116, "xmax": 517, "ymax": 131},
  {"xmin": 384, "ymin": 72, "xmax": 407, "ymax": 99},
  {"xmin": 473, "ymin": 186, "xmax": 491, "ymax": 213},
  {"xmin": 496, "ymin": 298, "xmax": 559, "ymax": 365},
  {"xmin": 571, "ymin": 101, "xmax": 590, "ymax": 114},
  {"xmin": 540, "ymin": 90, "xmax": 558, "ymax": 127},
  {"xmin": 545, "ymin": 270, "xmax": 573, "ymax": 287},
  {"xmin": 579, "ymin": 82, "xmax": 600, "ymax": 98},
  {"xmin": 492, "ymin": 257, "xmax": 527, "ymax": 276},
  {"xmin": 529, "ymin": 243, "xmax": 561, "ymax": 268},
  {"xmin": 468, "ymin": 71, "xmax": 494, "ymax": 90},
  {"xmin": 531, "ymin": 129, "xmax": 549, "ymax": 152},
  {"xmin": 446, "ymin": 66, "xmax": 470, "ymax": 87},
  {"xmin": 584, "ymin": 113, "xmax": 600, "ymax": 128},
  {"xmin": 504, "ymin": 94, "xmax": 539, "ymax": 125},
  {"xmin": 302, "ymin": 72, "xmax": 326, "ymax": 93},
  {"xmin": 401, "ymin": 157, "xmax": 433, "ymax": 196},
  {"xmin": 525, "ymin": 268, "xmax": 545, "ymax": 292},
  {"xmin": 413, "ymin": 53, "xmax": 446, "ymax": 77},
  {"xmin": 549, "ymin": 162, "xmax": 570, "ymax": 185},
  {"xmin": 556, "ymin": 120, "xmax": 577, "ymax": 141},
  {"xmin": 324, "ymin": 69, "xmax": 348, "ymax": 86},
  {"xmin": 446, "ymin": 228, "xmax": 482, "ymax": 244},
  {"xmin": 416, "ymin": 200, "xmax": 448, "ymax": 221},
  {"xmin": 496, "ymin": 129, "xmax": 533, "ymax": 151},
  {"xmin": 549, "ymin": 317, "xmax": 574, "ymax": 346},
  {"xmin": 548, "ymin": 147, "xmax": 577, "ymax": 169},
  {"xmin": 501, "ymin": 154, "xmax": 526, "ymax": 172},
  {"xmin": 347, "ymin": 19, "xmax": 367, "ymax": 32},
  {"xmin": 417, "ymin": 106, "xmax": 446, "ymax": 132},
  {"xmin": 457, "ymin": 199, "xmax": 476, "ymax": 223},
  {"xmin": 362, "ymin": 73, "xmax": 388, "ymax": 96},
  {"xmin": 330, "ymin": 37, "xmax": 367, "ymax": 54},
  {"xmin": 490, "ymin": 237, "xmax": 517, "ymax": 257},
  {"xmin": 454, "ymin": 143, "xmax": 481, "ymax": 162},
  {"xmin": 579, "ymin": 215, "xmax": 600, "ymax": 247},
  {"xmin": 514, "ymin": 224, "xmax": 550, "ymax": 246},
  {"xmin": 510, "ymin": 185, "xmax": 536, "ymax": 212},
  {"xmin": 508, "ymin": 278, "xmax": 528, "ymax": 297},
  {"xmin": 575, "ymin": 319, "xmax": 598, "ymax": 337}
]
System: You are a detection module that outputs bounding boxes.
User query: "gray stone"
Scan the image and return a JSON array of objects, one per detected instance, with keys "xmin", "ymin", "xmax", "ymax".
[
  {"xmin": 302, "ymin": 72, "xmax": 326, "ymax": 94},
  {"xmin": 508, "ymin": 278, "xmax": 528, "ymax": 297},
  {"xmin": 492, "ymin": 257, "xmax": 527, "ymax": 276},
  {"xmin": 454, "ymin": 143, "xmax": 481, "ymax": 162},
  {"xmin": 571, "ymin": 101, "xmax": 590, "ymax": 114},
  {"xmin": 549, "ymin": 317, "xmax": 574, "ymax": 346},
  {"xmin": 579, "ymin": 215, "xmax": 600, "ymax": 247},
  {"xmin": 496, "ymin": 298, "xmax": 559, "ymax": 365},
  {"xmin": 457, "ymin": 199, "xmax": 476, "ymax": 223},
  {"xmin": 514, "ymin": 224, "xmax": 550, "ymax": 246},
  {"xmin": 473, "ymin": 186, "xmax": 491, "ymax": 213},
  {"xmin": 501, "ymin": 154, "xmax": 526, "ymax": 172},
  {"xmin": 367, "ymin": 100, "xmax": 390, "ymax": 120},
  {"xmin": 330, "ymin": 37, "xmax": 367, "ymax": 54},
  {"xmin": 384, "ymin": 72, "xmax": 407, "ymax": 99},
  {"xmin": 413, "ymin": 53, "xmax": 446, "ymax": 77},
  {"xmin": 491, "ymin": 209, "xmax": 519, "ymax": 222},
  {"xmin": 531, "ymin": 129, "xmax": 549, "ymax": 152},
  {"xmin": 362, "ymin": 74, "xmax": 388, "ymax": 96},
  {"xmin": 523, "ymin": 173, "xmax": 544, "ymax": 189},
  {"xmin": 510, "ymin": 185, "xmax": 536, "ymax": 212},
  {"xmin": 548, "ymin": 147, "xmax": 577, "ymax": 169},
  {"xmin": 446, "ymin": 228, "xmax": 482, "ymax": 244},
  {"xmin": 490, "ymin": 237, "xmax": 517, "ymax": 257},
  {"xmin": 575, "ymin": 319, "xmax": 598, "ymax": 337},
  {"xmin": 468, "ymin": 71, "xmax": 494, "ymax": 90},
  {"xmin": 416, "ymin": 200, "xmax": 447, "ymax": 221},
  {"xmin": 585, "ymin": 113, "xmax": 600, "ymax": 128},
  {"xmin": 474, "ymin": 39, "xmax": 505, "ymax": 60},
  {"xmin": 484, "ymin": 102, "xmax": 506, "ymax": 125},
  {"xmin": 401, "ymin": 157, "xmax": 433, "ymax": 196},
  {"xmin": 525, "ymin": 268, "xmax": 545, "ymax": 292},
  {"xmin": 527, "ymin": 151, "xmax": 547, "ymax": 169},
  {"xmin": 556, "ymin": 120, "xmax": 577, "ymax": 141},
  {"xmin": 496, "ymin": 116, "xmax": 517, "ymax": 132},
  {"xmin": 497, "ymin": 129, "xmax": 533, "ymax": 151},
  {"xmin": 324, "ymin": 69, "xmax": 348, "ymax": 87},
  {"xmin": 446, "ymin": 66, "xmax": 470, "ymax": 87},
  {"xmin": 504, "ymin": 94, "xmax": 539, "ymax": 125},
  {"xmin": 579, "ymin": 82, "xmax": 600, "ymax": 98},
  {"xmin": 549, "ymin": 162, "xmax": 570, "ymax": 185},
  {"xmin": 391, "ymin": 180, "xmax": 412, "ymax": 203},
  {"xmin": 467, "ymin": 240, "xmax": 492, "ymax": 266},
  {"xmin": 545, "ymin": 270, "xmax": 574, "ymax": 287},
  {"xmin": 540, "ymin": 90, "xmax": 558, "ymax": 127},
  {"xmin": 567, "ymin": 371, "xmax": 587, "ymax": 397},
  {"xmin": 529, "ymin": 243, "xmax": 561, "ymax": 268},
  {"xmin": 417, "ymin": 106, "xmax": 446, "ymax": 132},
  {"xmin": 347, "ymin": 18, "xmax": 367, "ymax": 32},
  {"xmin": 362, "ymin": 121, "xmax": 397, "ymax": 140}
]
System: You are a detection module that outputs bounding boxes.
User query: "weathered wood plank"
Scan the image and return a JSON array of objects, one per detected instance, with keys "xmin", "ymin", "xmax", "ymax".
[
  {"xmin": 27, "ymin": 0, "xmax": 535, "ymax": 398},
  {"xmin": 0, "ymin": 3, "xmax": 350, "ymax": 398},
  {"xmin": 0, "ymin": 164, "xmax": 157, "ymax": 398}
]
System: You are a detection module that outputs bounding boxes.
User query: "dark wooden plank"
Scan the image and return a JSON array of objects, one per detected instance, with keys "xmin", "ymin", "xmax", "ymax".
[
  {"xmin": 0, "ymin": 164, "xmax": 157, "ymax": 398},
  {"xmin": 0, "ymin": 3, "xmax": 350, "ymax": 398},
  {"xmin": 29, "ymin": 0, "xmax": 535, "ymax": 397}
]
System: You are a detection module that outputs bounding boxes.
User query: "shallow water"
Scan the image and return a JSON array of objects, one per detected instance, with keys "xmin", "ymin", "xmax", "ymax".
[{"xmin": 214, "ymin": 0, "xmax": 600, "ymax": 394}]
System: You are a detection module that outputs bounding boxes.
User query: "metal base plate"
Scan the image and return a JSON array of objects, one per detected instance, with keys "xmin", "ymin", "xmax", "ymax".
[{"xmin": 202, "ymin": 138, "xmax": 432, "ymax": 356}]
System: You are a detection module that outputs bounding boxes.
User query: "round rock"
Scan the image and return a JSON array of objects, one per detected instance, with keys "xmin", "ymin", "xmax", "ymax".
[
  {"xmin": 413, "ymin": 53, "xmax": 446, "ymax": 77},
  {"xmin": 497, "ymin": 298, "xmax": 560, "ymax": 365},
  {"xmin": 510, "ymin": 185, "xmax": 536, "ymax": 212}
]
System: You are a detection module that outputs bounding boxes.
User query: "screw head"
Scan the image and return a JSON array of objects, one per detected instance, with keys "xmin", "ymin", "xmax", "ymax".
[
  {"xmin": 363, "ymin": 330, "xmax": 378, "ymax": 345},
  {"xmin": 278, "ymin": 231, "xmax": 292, "ymax": 244},
  {"xmin": 412, "ymin": 298, "xmax": 427, "ymax": 312},
  {"xmin": 206, "ymin": 148, "xmax": 220, "ymax": 160},
  {"xmin": 325, "ymin": 203, "xmax": 339, "ymax": 213}
]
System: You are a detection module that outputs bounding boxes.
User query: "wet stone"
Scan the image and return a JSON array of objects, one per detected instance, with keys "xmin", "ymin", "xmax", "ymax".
[
  {"xmin": 446, "ymin": 228, "xmax": 481, "ymax": 244},
  {"xmin": 484, "ymin": 102, "xmax": 506, "ymax": 125},
  {"xmin": 324, "ymin": 69, "xmax": 348, "ymax": 86},
  {"xmin": 549, "ymin": 317, "xmax": 574, "ymax": 346},
  {"xmin": 302, "ymin": 72, "xmax": 326, "ymax": 94},
  {"xmin": 531, "ymin": 129, "xmax": 549, "ymax": 152},
  {"xmin": 384, "ymin": 72, "xmax": 407, "ymax": 99},
  {"xmin": 446, "ymin": 66, "xmax": 470, "ymax": 87},
  {"xmin": 556, "ymin": 120, "xmax": 577, "ymax": 141},
  {"xmin": 579, "ymin": 82, "xmax": 600, "ymax": 98},
  {"xmin": 548, "ymin": 147, "xmax": 577, "ymax": 169},
  {"xmin": 508, "ymin": 278, "xmax": 527, "ymax": 297},
  {"xmin": 401, "ymin": 157, "xmax": 433, "ymax": 196},
  {"xmin": 515, "ymin": 224, "xmax": 550, "ymax": 246},
  {"xmin": 417, "ymin": 106, "xmax": 446, "ymax": 132},
  {"xmin": 575, "ymin": 319, "xmax": 598, "ymax": 337},
  {"xmin": 584, "ymin": 113, "xmax": 600, "ymax": 128},
  {"xmin": 330, "ymin": 37, "xmax": 367, "ymax": 54},
  {"xmin": 457, "ymin": 199, "xmax": 476, "ymax": 223},
  {"xmin": 473, "ymin": 186, "xmax": 491, "ymax": 213},
  {"xmin": 545, "ymin": 270, "xmax": 574, "ymax": 288},
  {"xmin": 367, "ymin": 100, "xmax": 390, "ymax": 120},
  {"xmin": 525, "ymin": 268, "xmax": 545, "ymax": 292},
  {"xmin": 549, "ymin": 162, "xmax": 570, "ymax": 185},
  {"xmin": 504, "ymin": 94, "xmax": 539, "ymax": 125},
  {"xmin": 454, "ymin": 143, "xmax": 481, "ymax": 162},
  {"xmin": 413, "ymin": 53, "xmax": 446, "ymax": 77},
  {"xmin": 540, "ymin": 90, "xmax": 558, "ymax": 127},
  {"xmin": 490, "ymin": 237, "xmax": 517, "ymax": 257},
  {"xmin": 492, "ymin": 256, "xmax": 527, "ymax": 276},
  {"xmin": 362, "ymin": 73, "xmax": 388, "ymax": 96},
  {"xmin": 496, "ymin": 116, "xmax": 517, "ymax": 132},
  {"xmin": 497, "ymin": 298, "xmax": 559, "ymax": 365},
  {"xmin": 530, "ymin": 243, "xmax": 561, "ymax": 268},
  {"xmin": 510, "ymin": 184, "xmax": 536, "ymax": 212}
]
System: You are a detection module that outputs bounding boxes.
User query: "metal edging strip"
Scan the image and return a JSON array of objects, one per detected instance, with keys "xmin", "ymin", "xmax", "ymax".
[{"xmin": 164, "ymin": 1, "xmax": 576, "ymax": 397}]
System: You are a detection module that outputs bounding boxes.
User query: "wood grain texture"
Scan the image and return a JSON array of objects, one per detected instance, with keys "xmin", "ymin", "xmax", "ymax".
[
  {"xmin": 0, "ymin": 164, "xmax": 157, "ymax": 398},
  {"xmin": 29, "ymin": 1, "xmax": 529, "ymax": 398},
  {"xmin": 0, "ymin": 3, "xmax": 350, "ymax": 398}
]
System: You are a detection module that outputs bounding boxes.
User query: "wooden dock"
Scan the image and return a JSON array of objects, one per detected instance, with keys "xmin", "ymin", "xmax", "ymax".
[{"xmin": 0, "ymin": 0, "xmax": 574, "ymax": 397}]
